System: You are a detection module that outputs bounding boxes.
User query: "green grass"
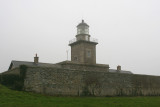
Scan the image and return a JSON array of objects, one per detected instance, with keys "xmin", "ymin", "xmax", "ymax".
[{"xmin": 0, "ymin": 84, "xmax": 160, "ymax": 107}]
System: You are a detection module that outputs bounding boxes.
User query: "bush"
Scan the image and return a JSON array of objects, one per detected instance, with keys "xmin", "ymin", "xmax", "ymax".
[
  {"xmin": 0, "ymin": 65, "xmax": 28, "ymax": 91},
  {"xmin": 81, "ymin": 86, "xmax": 91, "ymax": 96},
  {"xmin": 0, "ymin": 74, "xmax": 1, "ymax": 83},
  {"xmin": 13, "ymin": 81, "xmax": 24, "ymax": 91},
  {"xmin": 0, "ymin": 74, "xmax": 21, "ymax": 86}
]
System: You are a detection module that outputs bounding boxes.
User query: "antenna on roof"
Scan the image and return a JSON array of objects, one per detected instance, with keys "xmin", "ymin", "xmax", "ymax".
[
  {"xmin": 82, "ymin": 19, "xmax": 84, "ymax": 23},
  {"xmin": 66, "ymin": 50, "xmax": 69, "ymax": 61}
]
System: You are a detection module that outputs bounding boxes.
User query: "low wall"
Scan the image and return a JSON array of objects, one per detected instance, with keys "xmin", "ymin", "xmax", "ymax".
[
  {"xmin": 58, "ymin": 61, "xmax": 109, "ymax": 72},
  {"xmin": 1, "ymin": 68, "xmax": 20, "ymax": 75},
  {"xmin": 24, "ymin": 67, "xmax": 160, "ymax": 96}
]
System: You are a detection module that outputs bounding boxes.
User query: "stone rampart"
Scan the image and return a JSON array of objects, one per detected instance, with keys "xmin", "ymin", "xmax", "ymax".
[{"xmin": 24, "ymin": 67, "xmax": 160, "ymax": 96}]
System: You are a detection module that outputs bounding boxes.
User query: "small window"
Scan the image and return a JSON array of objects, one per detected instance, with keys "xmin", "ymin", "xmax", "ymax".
[
  {"xmin": 87, "ymin": 50, "xmax": 91, "ymax": 57},
  {"xmin": 74, "ymin": 56, "xmax": 78, "ymax": 61}
]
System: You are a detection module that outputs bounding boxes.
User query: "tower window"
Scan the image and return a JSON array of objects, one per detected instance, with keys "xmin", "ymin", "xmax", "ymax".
[
  {"xmin": 87, "ymin": 50, "xmax": 91, "ymax": 57},
  {"xmin": 74, "ymin": 56, "xmax": 78, "ymax": 61}
]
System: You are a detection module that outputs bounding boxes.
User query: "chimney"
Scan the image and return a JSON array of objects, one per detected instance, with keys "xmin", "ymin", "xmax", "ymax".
[
  {"xmin": 34, "ymin": 53, "xmax": 39, "ymax": 63},
  {"xmin": 117, "ymin": 65, "xmax": 121, "ymax": 71}
]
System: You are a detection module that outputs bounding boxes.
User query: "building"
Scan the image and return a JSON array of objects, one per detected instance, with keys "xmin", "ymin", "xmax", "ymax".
[
  {"xmin": 8, "ymin": 20, "xmax": 131, "ymax": 74},
  {"xmin": 69, "ymin": 20, "xmax": 98, "ymax": 64},
  {"xmin": 7, "ymin": 20, "xmax": 160, "ymax": 97}
]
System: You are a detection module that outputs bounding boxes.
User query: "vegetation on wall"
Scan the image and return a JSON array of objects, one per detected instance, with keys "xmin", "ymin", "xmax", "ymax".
[
  {"xmin": 0, "ymin": 74, "xmax": 1, "ymax": 82},
  {"xmin": 82, "ymin": 74, "xmax": 101, "ymax": 96},
  {"xmin": 0, "ymin": 65, "xmax": 28, "ymax": 91},
  {"xmin": 20, "ymin": 65, "xmax": 27, "ymax": 79},
  {"xmin": 0, "ymin": 74, "xmax": 21, "ymax": 89}
]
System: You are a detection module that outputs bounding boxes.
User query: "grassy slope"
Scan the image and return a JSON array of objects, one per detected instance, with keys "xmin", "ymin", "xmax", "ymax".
[{"xmin": 0, "ymin": 84, "xmax": 160, "ymax": 107}]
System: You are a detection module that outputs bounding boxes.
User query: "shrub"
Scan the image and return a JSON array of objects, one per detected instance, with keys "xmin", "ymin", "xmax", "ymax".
[
  {"xmin": 81, "ymin": 86, "xmax": 91, "ymax": 96},
  {"xmin": 0, "ymin": 74, "xmax": 1, "ymax": 83},
  {"xmin": 13, "ymin": 81, "xmax": 24, "ymax": 91},
  {"xmin": 0, "ymin": 65, "xmax": 28, "ymax": 91},
  {"xmin": 0, "ymin": 74, "xmax": 21, "ymax": 86},
  {"xmin": 82, "ymin": 74, "xmax": 101, "ymax": 96}
]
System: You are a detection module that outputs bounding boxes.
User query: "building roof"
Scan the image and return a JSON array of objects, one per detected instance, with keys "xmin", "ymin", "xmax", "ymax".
[
  {"xmin": 77, "ymin": 20, "xmax": 89, "ymax": 27},
  {"xmin": 109, "ymin": 69, "xmax": 133, "ymax": 74},
  {"xmin": 8, "ymin": 60, "xmax": 60, "ymax": 70},
  {"xmin": 8, "ymin": 61, "xmax": 132, "ymax": 74}
]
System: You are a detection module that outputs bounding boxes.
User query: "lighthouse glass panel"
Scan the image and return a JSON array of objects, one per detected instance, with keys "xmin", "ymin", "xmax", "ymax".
[
  {"xmin": 77, "ymin": 26, "xmax": 89, "ymax": 34},
  {"xmin": 77, "ymin": 29, "xmax": 81, "ymax": 34},
  {"xmin": 85, "ymin": 29, "xmax": 89, "ymax": 34}
]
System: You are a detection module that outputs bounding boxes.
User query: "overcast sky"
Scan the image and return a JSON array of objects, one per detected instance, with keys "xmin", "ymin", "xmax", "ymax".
[{"xmin": 0, "ymin": 0, "xmax": 160, "ymax": 75}]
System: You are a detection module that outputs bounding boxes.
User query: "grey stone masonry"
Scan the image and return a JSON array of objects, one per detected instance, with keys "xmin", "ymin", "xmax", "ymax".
[
  {"xmin": 57, "ymin": 61, "xmax": 109, "ymax": 72},
  {"xmin": 24, "ymin": 66, "xmax": 160, "ymax": 96}
]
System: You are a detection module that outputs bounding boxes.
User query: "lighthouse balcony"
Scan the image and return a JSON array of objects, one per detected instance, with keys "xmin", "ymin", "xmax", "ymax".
[{"xmin": 69, "ymin": 37, "xmax": 98, "ymax": 45}]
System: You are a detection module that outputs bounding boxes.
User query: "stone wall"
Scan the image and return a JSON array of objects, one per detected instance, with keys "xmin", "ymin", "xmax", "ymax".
[
  {"xmin": 1, "ymin": 68, "xmax": 20, "ymax": 75},
  {"xmin": 24, "ymin": 67, "xmax": 160, "ymax": 96},
  {"xmin": 58, "ymin": 61, "xmax": 109, "ymax": 72}
]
